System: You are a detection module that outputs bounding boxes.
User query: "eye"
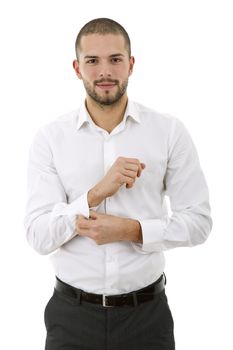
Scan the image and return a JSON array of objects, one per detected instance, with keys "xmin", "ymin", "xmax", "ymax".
[
  {"xmin": 86, "ymin": 59, "xmax": 98, "ymax": 64},
  {"xmin": 111, "ymin": 57, "xmax": 122, "ymax": 64}
]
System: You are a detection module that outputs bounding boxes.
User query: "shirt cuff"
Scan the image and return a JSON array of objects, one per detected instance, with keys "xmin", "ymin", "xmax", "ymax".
[
  {"xmin": 131, "ymin": 219, "xmax": 166, "ymax": 253},
  {"xmin": 50, "ymin": 191, "xmax": 90, "ymax": 240},
  {"xmin": 64, "ymin": 191, "xmax": 90, "ymax": 218}
]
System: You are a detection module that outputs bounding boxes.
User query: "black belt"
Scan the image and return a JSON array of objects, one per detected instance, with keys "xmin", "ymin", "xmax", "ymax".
[{"xmin": 55, "ymin": 274, "xmax": 165, "ymax": 307}]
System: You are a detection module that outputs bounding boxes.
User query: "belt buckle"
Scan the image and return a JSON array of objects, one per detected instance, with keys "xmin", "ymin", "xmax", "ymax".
[
  {"xmin": 102, "ymin": 294, "xmax": 107, "ymax": 307},
  {"xmin": 102, "ymin": 294, "xmax": 112, "ymax": 307}
]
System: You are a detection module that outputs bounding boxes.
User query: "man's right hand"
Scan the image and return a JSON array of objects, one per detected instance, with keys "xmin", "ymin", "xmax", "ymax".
[{"xmin": 87, "ymin": 157, "xmax": 146, "ymax": 208}]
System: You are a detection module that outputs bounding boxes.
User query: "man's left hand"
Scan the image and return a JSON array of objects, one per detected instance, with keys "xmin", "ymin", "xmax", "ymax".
[{"xmin": 76, "ymin": 211, "xmax": 142, "ymax": 245}]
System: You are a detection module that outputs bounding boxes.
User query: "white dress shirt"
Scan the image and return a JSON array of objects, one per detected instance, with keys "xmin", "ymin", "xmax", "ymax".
[{"xmin": 24, "ymin": 100, "xmax": 212, "ymax": 295}]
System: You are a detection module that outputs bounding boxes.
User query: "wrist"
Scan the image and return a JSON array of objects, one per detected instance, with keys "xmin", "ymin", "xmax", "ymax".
[
  {"xmin": 124, "ymin": 219, "xmax": 143, "ymax": 243},
  {"xmin": 87, "ymin": 186, "xmax": 104, "ymax": 208}
]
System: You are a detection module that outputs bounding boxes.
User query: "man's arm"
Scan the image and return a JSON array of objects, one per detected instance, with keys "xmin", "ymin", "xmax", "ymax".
[
  {"xmin": 24, "ymin": 128, "xmax": 90, "ymax": 255},
  {"xmin": 134, "ymin": 118, "xmax": 212, "ymax": 253},
  {"xmin": 87, "ymin": 156, "xmax": 145, "ymax": 208},
  {"xmin": 76, "ymin": 211, "xmax": 143, "ymax": 245}
]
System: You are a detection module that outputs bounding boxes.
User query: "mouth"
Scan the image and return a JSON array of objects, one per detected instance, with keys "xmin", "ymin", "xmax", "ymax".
[
  {"xmin": 96, "ymin": 83, "xmax": 116, "ymax": 90},
  {"xmin": 95, "ymin": 80, "xmax": 118, "ymax": 90}
]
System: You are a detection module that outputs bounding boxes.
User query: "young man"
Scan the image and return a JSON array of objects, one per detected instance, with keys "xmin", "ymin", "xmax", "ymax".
[{"xmin": 25, "ymin": 18, "xmax": 212, "ymax": 350}]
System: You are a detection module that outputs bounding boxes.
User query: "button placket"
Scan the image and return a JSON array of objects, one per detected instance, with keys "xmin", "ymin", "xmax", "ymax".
[
  {"xmin": 103, "ymin": 135, "xmax": 116, "ymax": 213},
  {"xmin": 102, "ymin": 133, "xmax": 119, "ymax": 291},
  {"xmin": 104, "ymin": 252, "xmax": 119, "ymax": 291},
  {"xmin": 103, "ymin": 136, "xmax": 116, "ymax": 174}
]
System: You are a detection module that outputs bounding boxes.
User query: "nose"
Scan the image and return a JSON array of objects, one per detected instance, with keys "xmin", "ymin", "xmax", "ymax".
[{"xmin": 98, "ymin": 62, "xmax": 112, "ymax": 78}]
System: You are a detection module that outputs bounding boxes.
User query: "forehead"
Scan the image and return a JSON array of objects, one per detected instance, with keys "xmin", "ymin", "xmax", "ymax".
[{"xmin": 79, "ymin": 33, "xmax": 128, "ymax": 57}]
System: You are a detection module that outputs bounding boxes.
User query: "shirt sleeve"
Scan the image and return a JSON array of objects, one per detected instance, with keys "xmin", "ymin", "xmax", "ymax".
[
  {"xmin": 24, "ymin": 127, "xmax": 90, "ymax": 255},
  {"xmin": 134, "ymin": 118, "xmax": 213, "ymax": 253}
]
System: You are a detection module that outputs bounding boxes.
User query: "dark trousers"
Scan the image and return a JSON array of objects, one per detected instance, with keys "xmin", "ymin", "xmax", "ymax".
[{"xmin": 44, "ymin": 288, "xmax": 175, "ymax": 350}]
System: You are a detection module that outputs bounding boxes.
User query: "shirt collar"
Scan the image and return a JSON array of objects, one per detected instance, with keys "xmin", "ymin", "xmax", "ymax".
[
  {"xmin": 76, "ymin": 99, "xmax": 141, "ymax": 131},
  {"xmin": 124, "ymin": 100, "xmax": 141, "ymax": 124},
  {"xmin": 76, "ymin": 102, "xmax": 92, "ymax": 130}
]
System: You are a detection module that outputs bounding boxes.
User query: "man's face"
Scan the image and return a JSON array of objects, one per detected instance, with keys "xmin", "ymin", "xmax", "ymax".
[{"xmin": 73, "ymin": 34, "xmax": 134, "ymax": 106}]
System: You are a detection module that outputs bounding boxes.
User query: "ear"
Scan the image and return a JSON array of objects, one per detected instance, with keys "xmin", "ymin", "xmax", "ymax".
[
  {"xmin": 129, "ymin": 56, "xmax": 135, "ymax": 76},
  {"xmin": 73, "ymin": 59, "xmax": 82, "ymax": 80}
]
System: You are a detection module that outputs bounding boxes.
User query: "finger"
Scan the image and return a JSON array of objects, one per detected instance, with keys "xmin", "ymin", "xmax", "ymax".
[
  {"xmin": 124, "ymin": 176, "xmax": 135, "ymax": 188},
  {"xmin": 89, "ymin": 211, "xmax": 98, "ymax": 220},
  {"xmin": 126, "ymin": 182, "xmax": 134, "ymax": 188},
  {"xmin": 77, "ymin": 218, "xmax": 91, "ymax": 229},
  {"xmin": 77, "ymin": 227, "xmax": 91, "ymax": 238},
  {"xmin": 125, "ymin": 159, "xmax": 146, "ymax": 177},
  {"xmin": 123, "ymin": 157, "xmax": 141, "ymax": 165},
  {"xmin": 77, "ymin": 227, "xmax": 90, "ymax": 234},
  {"xmin": 122, "ymin": 169, "xmax": 138, "ymax": 179},
  {"xmin": 124, "ymin": 163, "xmax": 139, "ymax": 172},
  {"xmin": 76, "ymin": 215, "xmax": 85, "ymax": 226},
  {"xmin": 136, "ymin": 162, "xmax": 145, "ymax": 177},
  {"xmin": 141, "ymin": 163, "xmax": 146, "ymax": 169}
]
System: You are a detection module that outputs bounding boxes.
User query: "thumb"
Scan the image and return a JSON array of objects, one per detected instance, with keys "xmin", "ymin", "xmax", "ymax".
[
  {"xmin": 89, "ymin": 211, "xmax": 98, "ymax": 220},
  {"xmin": 137, "ymin": 162, "xmax": 146, "ymax": 178},
  {"xmin": 141, "ymin": 163, "xmax": 146, "ymax": 170}
]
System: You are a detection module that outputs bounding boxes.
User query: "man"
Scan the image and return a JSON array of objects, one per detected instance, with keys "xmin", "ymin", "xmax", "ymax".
[{"xmin": 24, "ymin": 18, "xmax": 212, "ymax": 350}]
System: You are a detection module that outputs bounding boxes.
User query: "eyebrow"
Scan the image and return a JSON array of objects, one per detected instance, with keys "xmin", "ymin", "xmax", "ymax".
[
  {"xmin": 84, "ymin": 53, "xmax": 125, "ymax": 59},
  {"xmin": 110, "ymin": 53, "xmax": 125, "ymax": 57}
]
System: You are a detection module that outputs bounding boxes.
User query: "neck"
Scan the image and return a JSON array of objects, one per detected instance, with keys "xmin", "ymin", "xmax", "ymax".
[{"xmin": 85, "ymin": 95, "xmax": 128, "ymax": 133}]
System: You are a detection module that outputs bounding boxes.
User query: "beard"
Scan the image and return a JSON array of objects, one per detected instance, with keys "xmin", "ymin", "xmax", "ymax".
[{"xmin": 83, "ymin": 78, "xmax": 128, "ymax": 106}]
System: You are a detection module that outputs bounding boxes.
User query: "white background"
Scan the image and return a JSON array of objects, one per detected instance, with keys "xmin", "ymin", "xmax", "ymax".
[{"xmin": 0, "ymin": 0, "xmax": 232, "ymax": 349}]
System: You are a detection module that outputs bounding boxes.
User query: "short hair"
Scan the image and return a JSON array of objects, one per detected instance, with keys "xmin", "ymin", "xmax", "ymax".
[{"xmin": 75, "ymin": 18, "xmax": 131, "ymax": 59}]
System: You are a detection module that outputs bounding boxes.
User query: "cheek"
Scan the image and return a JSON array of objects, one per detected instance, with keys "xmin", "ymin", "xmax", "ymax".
[
  {"xmin": 80, "ymin": 67, "xmax": 97, "ymax": 81},
  {"xmin": 116, "ymin": 65, "xmax": 131, "ymax": 78}
]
